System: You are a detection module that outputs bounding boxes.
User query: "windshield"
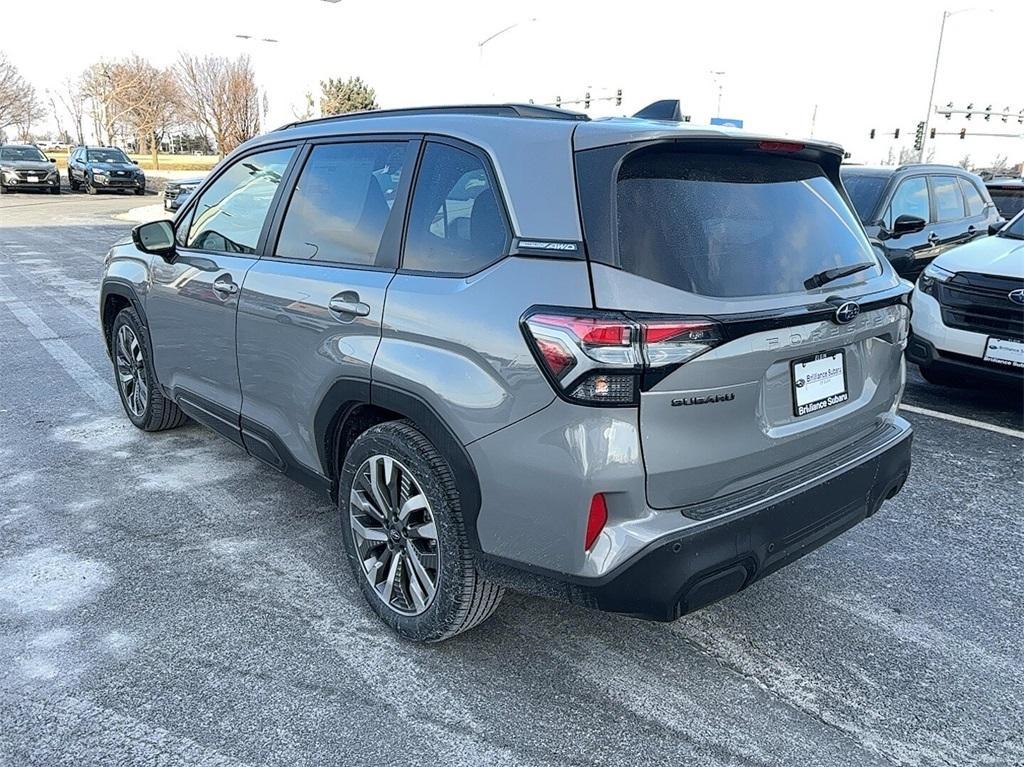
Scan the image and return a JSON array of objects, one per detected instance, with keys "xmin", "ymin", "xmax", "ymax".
[
  {"xmin": 610, "ymin": 149, "xmax": 880, "ymax": 297},
  {"xmin": 988, "ymin": 187, "xmax": 1024, "ymax": 219},
  {"xmin": 999, "ymin": 212, "xmax": 1024, "ymax": 239},
  {"xmin": 840, "ymin": 172, "xmax": 888, "ymax": 222},
  {"xmin": 0, "ymin": 146, "xmax": 47, "ymax": 162},
  {"xmin": 87, "ymin": 149, "xmax": 131, "ymax": 164}
]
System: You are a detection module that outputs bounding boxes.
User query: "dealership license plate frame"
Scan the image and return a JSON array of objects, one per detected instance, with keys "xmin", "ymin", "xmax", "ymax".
[
  {"xmin": 983, "ymin": 336, "xmax": 1024, "ymax": 368},
  {"xmin": 791, "ymin": 349, "xmax": 849, "ymax": 417}
]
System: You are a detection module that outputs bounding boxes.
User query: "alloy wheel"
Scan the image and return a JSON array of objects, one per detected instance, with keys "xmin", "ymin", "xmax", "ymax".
[
  {"xmin": 349, "ymin": 455, "xmax": 439, "ymax": 616},
  {"xmin": 115, "ymin": 324, "xmax": 148, "ymax": 418}
]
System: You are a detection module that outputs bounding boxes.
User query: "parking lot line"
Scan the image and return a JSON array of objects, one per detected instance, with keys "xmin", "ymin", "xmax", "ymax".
[{"xmin": 899, "ymin": 403, "xmax": 1024, "ymax": 440}]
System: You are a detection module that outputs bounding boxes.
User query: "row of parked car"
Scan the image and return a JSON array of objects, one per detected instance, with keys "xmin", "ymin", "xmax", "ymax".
[
  {"xmin": 840, "ymin": 163, "xmax": 1023, "ymax": 385},
  {"xmin": 0, "ymin": 143, "xmax": 147, "ymax": 196}
]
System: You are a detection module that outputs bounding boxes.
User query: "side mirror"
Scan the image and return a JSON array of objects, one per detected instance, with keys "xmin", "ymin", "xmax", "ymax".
[
  {"xmin": 132, "ymin": 160, "xmax": 139, "ymax": 165},
  {"xmin": 891, "ymin": 214, "xmax": 927, "ymax": 237},
  {"xmin": 50, "ymin": 157, "xmax": 57, "ymax": 163},
  {"xmin": 988, "ymin": 221, "xmax": 1006, "ymax": 236},
  {"xmin": 132, "ymin": 220, "xmax": 175, "ymax": 261}
]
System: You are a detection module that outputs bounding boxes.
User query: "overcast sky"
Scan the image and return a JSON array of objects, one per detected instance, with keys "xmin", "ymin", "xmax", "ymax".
[{"xmin": 4, "ymin": 0, "xmax": 1023, "ymax": 166}]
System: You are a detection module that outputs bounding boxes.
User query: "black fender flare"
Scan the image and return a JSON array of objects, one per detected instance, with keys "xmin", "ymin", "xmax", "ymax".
[
  {"xmin": 314, "ymin": 379, "xmax": 484, "ymax": 552},
  {"xmin": 99, "ymin": 280, "xmax": 149, "ymax": 356}
]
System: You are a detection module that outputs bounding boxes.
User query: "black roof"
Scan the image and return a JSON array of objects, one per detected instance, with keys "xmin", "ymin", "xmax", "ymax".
[{"xmin": 276, "ymin": 103, "xmax": 589, "ymax": 132}]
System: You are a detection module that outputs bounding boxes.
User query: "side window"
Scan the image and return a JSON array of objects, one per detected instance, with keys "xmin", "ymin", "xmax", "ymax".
[
  {"xmin": 275, "ymin": 141, "xmax": 406, "ymax": 266},
  {"xmin": 402, "ymin": 142, "xmax": 509, "ymax": 274},
  {"xmin": 887, "ymin": 176, "xmax": 929, "ymax": 226},
  {"xmin": 185, "ymin": 147, "xmax": 294, "ymax": 255},
  {"xmin": 932, "ymin": 175, "xmax": 965, "ymax": 222},
  {"xmin": 958, "ymin": 177, "xmax": 985, "ymax": 217}
]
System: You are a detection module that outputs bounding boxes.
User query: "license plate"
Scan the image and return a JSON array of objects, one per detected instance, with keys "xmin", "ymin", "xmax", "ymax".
[
  {"xmin": 983, "ymin": 337, "xmax": 1024, "ymax": 368},
  {"xmin": 791, "ymin": 350, "xmax": 849, "ymax": 417},
  {"xmin": 26, "ymin": 175, "xmax": 38, "ymax": 182}
]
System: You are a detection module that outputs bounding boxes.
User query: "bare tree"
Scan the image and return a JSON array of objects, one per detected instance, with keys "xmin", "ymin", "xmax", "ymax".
[
  {"xmin": 0, "ymin": 53, "xmax": 38, "ymax": 131},
  {"xmin": 108, "ymin": 56, "xmax": 182, "ymax": 168},
  {"xmin": 12, "ymin": 90, "xmax": 45, "ymax": 142},
  {"xmin": 990, "ymin": 154, "xmax": 1010, "ymax": 176},
  {"xmin": 176, "ymin": 53, "xmax": 263, "ymax": 156},
  {"xmin": 81, "ymin": 59, "xmax": 153, "ymax": 146},
  {"xmin": 56, "ymin": 78, "xmax": 87, "ymax": 145},
  {"xmin": 958, "ymin": 154, "xmax": 972, "ymax": 170},
  {"xmin": 291, "ymin": 91, "xmax": 316, "ymax": 121}
]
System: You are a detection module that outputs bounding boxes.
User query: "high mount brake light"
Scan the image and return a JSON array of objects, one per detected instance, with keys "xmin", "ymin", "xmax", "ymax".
[
  {"xmin": 758, "ymin": 141, "xmax": 805, "ymax": 153},
  {"xmin": 522, "ymin": 309, "xmax": 724, "ymax": 406}
]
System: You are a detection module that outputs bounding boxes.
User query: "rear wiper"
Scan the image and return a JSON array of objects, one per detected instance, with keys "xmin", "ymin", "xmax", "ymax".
[{"xmin": 803, "ymin": 261, "xmax": 875, "ymax": 290}]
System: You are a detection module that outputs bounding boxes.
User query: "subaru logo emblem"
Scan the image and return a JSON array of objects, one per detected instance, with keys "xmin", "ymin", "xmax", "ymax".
[
  {"xmin": 833, "ymin": 301, "xmax": 861, "ymax": 325},
  {"xmin": 1009, "ymin": 289, "xmax": 1024, "ymax": 306}
]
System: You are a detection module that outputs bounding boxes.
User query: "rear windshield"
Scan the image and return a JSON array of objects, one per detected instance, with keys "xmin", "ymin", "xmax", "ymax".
[
  {"xmin": 613, "ymin": 149, "xmax": 878, "ymax": 297},
  {"xmin": 840, "ymin": 172, "xmax": 888, "ymax": 222},
  {"xmin": 989, "ymin": 187, "xmax": 1024, "ymax": 219}
]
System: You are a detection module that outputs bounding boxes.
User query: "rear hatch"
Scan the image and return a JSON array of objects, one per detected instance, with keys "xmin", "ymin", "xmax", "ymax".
[{"xmin": 574, "ymin": 134, "xmax": 910, "ymax": 510}]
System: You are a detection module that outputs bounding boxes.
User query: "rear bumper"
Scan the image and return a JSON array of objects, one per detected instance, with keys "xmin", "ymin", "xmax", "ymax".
[
  {"xmin": 907, "ymin": 333, "xmax": 1023, "ymax": 385},
  {"xmin": 482, "ymin": 421, "xmax": 913, "ymax": 621}
]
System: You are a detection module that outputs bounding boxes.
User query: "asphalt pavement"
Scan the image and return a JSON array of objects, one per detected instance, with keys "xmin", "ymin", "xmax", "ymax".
[{"xmin": 1, "ymin": 189, "xmax": 1022, "ymax": 767}]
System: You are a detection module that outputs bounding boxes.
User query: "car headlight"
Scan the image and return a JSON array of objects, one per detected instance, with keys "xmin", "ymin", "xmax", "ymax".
[
  {"xmin": 92, "ymin": 169, "xmax": 107, "ymax": 176},
  {"xmin": 917, "ymin": 263, "xmax": 954, "ymax": 296}
]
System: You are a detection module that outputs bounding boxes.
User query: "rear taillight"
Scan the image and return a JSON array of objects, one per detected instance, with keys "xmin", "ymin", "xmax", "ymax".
[{"xmin": 522, "ymin": 308, "xmax": 723, "ymax": 406}]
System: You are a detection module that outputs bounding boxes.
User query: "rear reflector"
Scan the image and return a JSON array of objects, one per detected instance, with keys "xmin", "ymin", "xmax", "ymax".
[{"xmin": 585, "ymin": 493, "xmax": 608, "ymax": 551}]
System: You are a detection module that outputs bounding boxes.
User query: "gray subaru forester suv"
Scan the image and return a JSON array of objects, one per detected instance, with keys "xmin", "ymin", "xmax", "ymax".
[{"xmin": 100, "ymin": 104, "xmax": 913, "ymax": 641}]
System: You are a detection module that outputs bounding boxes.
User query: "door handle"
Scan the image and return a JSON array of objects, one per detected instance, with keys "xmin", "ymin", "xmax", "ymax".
[
  {"xmin": 966, "ymin": 225, "xmax": 977, "ymax": 236},
  {"xmin": 212, "ymin": 278, "xmax": 239, "ymax": 295},
  {"xmin": 927, "ymin": 232, "xmax": 940, "ymax": 245},
  {"xmin": 328, "ymin": 293, "xmax": 371, "ymax": 317}
]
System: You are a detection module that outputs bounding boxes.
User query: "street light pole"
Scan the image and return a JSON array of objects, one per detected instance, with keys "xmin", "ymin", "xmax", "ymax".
[
  {"xmin": 919, "ymin": 7, "xmax": 994, "ymax": 162},
  {"xmin": 919, "ymin": 11, "xmax": 950, "ymax": 162},
  {"xmin": 478, "ymin": 19, "xmax": 537, "ymax": 99}
]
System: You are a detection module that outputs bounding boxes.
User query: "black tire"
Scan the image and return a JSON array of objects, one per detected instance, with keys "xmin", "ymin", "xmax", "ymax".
[
  {"xmin": 338, "ymin": 420, "xmax": 503, "ymax": 642},
  {"xmin": 110, "ymin": 307, "xmax": 188, "ymax": 432},
  {"xmin": 0, "ymin": 183, "xmax": 7, "ymax": 194},
  {"xmin": 135, "ymin": 187, "xmax": 146, "ymax": 196},
  {"xmin": 918, "ymin": 363, "xmax": 962, "ymax": 388},
  {"xmin": 69, "ymin": 173, "xmax": 80, "ymax": 190},
  {"xmin": 85, "ymin": 178, "xmax": 97, "ymax": 195},
  {"xmin": 50, "ymin": 185, "xmax": 61, "ymax": 195}
]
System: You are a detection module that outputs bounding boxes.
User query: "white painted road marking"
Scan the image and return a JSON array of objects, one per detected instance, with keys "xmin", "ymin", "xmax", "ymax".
[{"xmin": 899, "ymin": 403, "xmax": 1024, "ymax": 440}]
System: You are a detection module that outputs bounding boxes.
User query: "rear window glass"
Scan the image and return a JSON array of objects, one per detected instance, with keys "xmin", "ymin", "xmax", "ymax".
[
  {"xmin": 614, "ymin": 150, "xmax": 878, "ymax": 297},
  {"xmin": 989, "ymin": 187, "xmax": 1024, "ymax": 219},
  {"xmin": 958, "ymin": 177, "xmax": 985, "ymax": 217},
  {"xmin": 932, "ymin": 175, "xmax": 965, "ymax": 222},
  {"xmin": 840, "ymin": 172, "xmax": 888, "ymax": 222}
]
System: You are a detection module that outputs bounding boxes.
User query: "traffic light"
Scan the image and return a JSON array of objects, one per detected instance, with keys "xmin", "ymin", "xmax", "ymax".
[
  {"xmin": 894, "ymin": 128, "xmax": 900, "ymax": 139},
  {"xmin": 555, "ymin": 96, "xmax": 561, "ymax": 107},
  {"xmin": 584, "ymin": 91, "xmax": 591, "ymax": 110},
  {"xmin": 869, "ymin": 128, "xmax": 876, "ymax": 139},
  {"xmin": 965, "ymin": 103, "xmax": 974, "ymax": 120},
  {"xmin": 959, "ymin": 128, "xmax": 966, "ymax": 139},
  {"xmin": 913, "ymin": 121, "xmax": 925, "ymax": 152},
  {"xmin": 944, "ymin": 102, "xmax": 953, "ymax": 119},
  {"xmin": 1002, "ymin": 106, "xmax": 1010, "ymax": 123},
  {"xmin": 615, "ymin": 89, "xmax": 622, "ymax": 107},
  {"xmin": 1019, "ymin": 109, "xmax": 1024, "ymax": 125},
  {"xmin": 984, "ymin": 104, "xmax": 992, "ymax": 121},
  {"xmin": 929, "ymin": 127, "xmax": 936, "ymax": 139}
]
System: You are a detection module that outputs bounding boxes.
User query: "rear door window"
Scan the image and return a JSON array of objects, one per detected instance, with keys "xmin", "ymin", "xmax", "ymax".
[
  {"xmin": 958, "ymin": 177, "xmax": 985, "ymax": 217},
  {"xmin": 611, "ymin": 149, "xmax": 878, "ymax": 297},
  {"xmin": 988, "ymin": 187, "xmax": 1024, "ymax": 219},
  {"xmin": 932, "ymin": 175, "xmax": 966, "ymax": 222},
  {"xmin": 275, "ymin": 141, "xmax": 407, "ymax": 266},
  {"xmin": 840, "ymin": 173, "xmax": 888, "ymax": 222},
  {"xmin": 402, "ymin": 142, "xmax": 509, "ymax": 275}
]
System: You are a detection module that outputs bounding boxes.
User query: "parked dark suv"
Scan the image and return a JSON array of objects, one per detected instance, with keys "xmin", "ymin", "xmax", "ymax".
[
  {"xmin": 841, "ymin": 164, "xmax": 1001, "ymax": 279},
  {"xmin": 0, "ymin": 144, "xmax": 60, "ymax": 194},
  {"xmin": 985, "ymin": 178, "xmax": 1024, "ymax": 220},
  {"xmin": 67, "ymin": 145, "xmax": 146, "ymax": 195},
  {"xmin": 101, "ymin": 104, "xmax": 913, "ymax": 641}
]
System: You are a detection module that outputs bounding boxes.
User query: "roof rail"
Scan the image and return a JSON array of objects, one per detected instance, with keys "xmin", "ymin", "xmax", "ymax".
[{"xmin": 275, "ymin": 103, "xmax": 589, "ymax": 131}]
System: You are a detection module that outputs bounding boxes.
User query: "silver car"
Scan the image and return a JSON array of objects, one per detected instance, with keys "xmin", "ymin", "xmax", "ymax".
[{"xmin": 100, "ymin": 103, "xmax": 913, "ymax": 641}]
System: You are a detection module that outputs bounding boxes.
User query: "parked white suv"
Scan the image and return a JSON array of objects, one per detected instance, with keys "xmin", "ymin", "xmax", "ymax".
[{"xmin": 908, "ymin": 210, "xmax": 1024, "ymax": 385}]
